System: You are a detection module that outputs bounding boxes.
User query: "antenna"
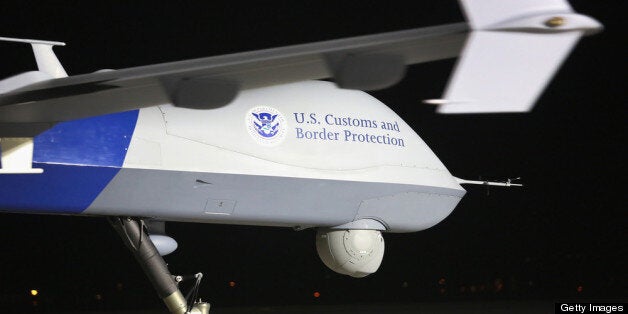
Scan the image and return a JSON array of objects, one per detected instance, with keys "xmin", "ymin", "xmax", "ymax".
[{"xmin": 455, "ymin": 176, "xmax": 523, "ymax": 195}]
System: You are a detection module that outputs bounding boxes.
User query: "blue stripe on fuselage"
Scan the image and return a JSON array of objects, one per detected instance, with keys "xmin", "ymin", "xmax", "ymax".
[
  {"xmin": 0, "ymin": 110, "xmax": 139, "ymax": 214},
  {"xmin": 34, "ymin": 110, "xmax": 139, "ymax": 166}
]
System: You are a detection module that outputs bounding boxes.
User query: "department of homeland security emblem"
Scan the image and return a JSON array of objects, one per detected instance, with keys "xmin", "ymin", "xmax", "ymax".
[{"xmin": 246, "ymin": 106, "xmax": 287, "ymax": 146}]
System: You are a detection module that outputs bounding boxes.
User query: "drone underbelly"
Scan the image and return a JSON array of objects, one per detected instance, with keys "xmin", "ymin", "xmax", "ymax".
[{"xmin": 85, "ymin": 168, "xmax": 464, "ymax": 233}]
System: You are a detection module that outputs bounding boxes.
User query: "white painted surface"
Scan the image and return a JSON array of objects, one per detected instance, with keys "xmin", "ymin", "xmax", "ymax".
[
  {"xmin": 125, "ymin": 81, "xmax": 461, "ymax": 190},
  {"xmin": 0, "ymin": 71, "xmax": 53, "ymax": 94},
  {"xmin": 435, "ymin": 1, "xmax": 602, "ymax": 113},
  {"xmin": 0, "ymin": 138, "xmax": 43, "ymax": 174},
  {"xmin": 459, "ymin": 0, "xmax": 572, "ymax": 30},
  {"xmin": 148, "ymin": 234, "xmax": 178, "ymax": 256},
  {"xmin": 316, "ymin": 229, "xmax": 384, "ymax": 277},
  {"xmin": 31, "ymin": 44, "xmax": 67, "ymax": 78},
  {"xmin": 437, "ymin": 31, "xmax": 581, "ymax": 113}
]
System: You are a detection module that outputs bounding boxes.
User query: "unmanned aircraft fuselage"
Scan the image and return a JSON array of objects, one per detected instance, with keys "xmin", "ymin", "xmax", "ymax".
[
  {"xmin": 0, "ymin": 81, "xmax": 464, "ymax": 233},
  {"xmin": 0, "ymin": 0, "xmax": 603, "ymax": 311}
]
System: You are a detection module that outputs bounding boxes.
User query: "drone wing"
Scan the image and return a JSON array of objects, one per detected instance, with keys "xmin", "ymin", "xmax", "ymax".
[
  {"xmin": 0, "ymin": 23, "xmax": 467, "ymax": 132},
  {"xmin": 432, "ymin": 0, "xmax": 602, "ymax": 114},
  {"xmin": 0, "ymin": 0, "xmax": 601, "ymax": 136}
]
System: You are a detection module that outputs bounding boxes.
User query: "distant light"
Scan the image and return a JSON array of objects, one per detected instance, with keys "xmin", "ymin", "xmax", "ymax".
[
  {"xmin": 229, "ymin": 281, "xmax": 236, "ymax": 288},
  {"xmin": 313, "ymin": 291, "xmax": 320, "ymax": 298},
  {"xmin": 30, "ymin": 290, "xmax": 38, "ymax": 296},
  {"xmin": 116, "ymin": 283, "xmax": 124, "ymax": 291},
  {"xmin": 438, "ymin": 278, "xmax": 446, "ymax": 285},
  {"xmin": 401, "ymin": 281, "xmax": 409, "ymax": 288},
  {"xmin": 577, "ymin": 286, "xmax": 583, "ymax": 293},
  {"xmin": 494, "ymin": 278, "xmax": 504, "ymax": 292},
  {"xmin": 95, "ymin": 294, "xmax": 102, "ymax": 301}
]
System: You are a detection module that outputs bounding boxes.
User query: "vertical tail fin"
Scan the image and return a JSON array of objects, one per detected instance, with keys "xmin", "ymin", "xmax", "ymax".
[{"xmin": 0, "ymin": 37, "xmax": 67, "ymax": 78}]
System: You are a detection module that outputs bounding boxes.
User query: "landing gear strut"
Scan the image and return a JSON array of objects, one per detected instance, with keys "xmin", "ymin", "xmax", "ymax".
[{"xmin": 109, "ymin": 217, "xmax": 210, "ymax": 314}]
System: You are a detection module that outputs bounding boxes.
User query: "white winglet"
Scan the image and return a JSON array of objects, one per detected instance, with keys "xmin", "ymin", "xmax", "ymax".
[
  {"xmin": 432, "ymin": 0, "xmax": 602, "ymax": 114},
  {"xmin": 0, "ymin": 36, "xmax": 67, "ymax": 78}
]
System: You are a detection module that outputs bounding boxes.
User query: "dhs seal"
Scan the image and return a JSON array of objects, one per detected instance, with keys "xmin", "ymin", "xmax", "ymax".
[{"xmin": 246, "ymin": 106, "xmax": 287, "ymax": 146}]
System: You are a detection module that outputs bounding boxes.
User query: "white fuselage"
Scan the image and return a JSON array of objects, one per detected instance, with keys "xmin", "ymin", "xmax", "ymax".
[{"xmin": 82, "ymin": 81, "xmax": 464, "ymax": 232}]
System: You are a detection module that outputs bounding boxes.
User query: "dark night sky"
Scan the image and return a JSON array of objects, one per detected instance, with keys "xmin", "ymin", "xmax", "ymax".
[{"xmin": 0, "ymin": 1, "xmax": 625, "ymax": 312}]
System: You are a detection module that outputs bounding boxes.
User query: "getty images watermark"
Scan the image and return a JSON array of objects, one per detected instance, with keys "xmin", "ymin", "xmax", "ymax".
[{"xmin": 556, "ymin": 303, "xmax": 625, "ymax": 313}]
